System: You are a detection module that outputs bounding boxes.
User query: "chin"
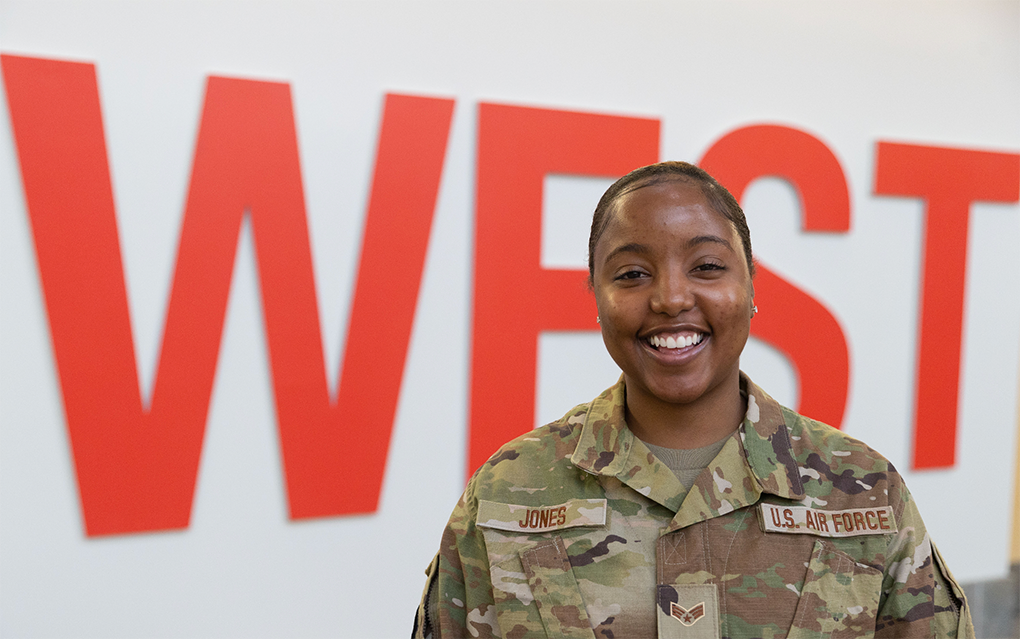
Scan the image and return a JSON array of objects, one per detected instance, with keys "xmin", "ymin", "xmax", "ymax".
[
  {"xmin": 653, "ymin": 387, "xmax": 711, "ymax": 406},
  {"xmin": 641, "ymin": 377, "xmax": 713, "ymax": 406},
  {"xmin": 638, "ymin": 366, "xmax": 739, "ymax": 407}
]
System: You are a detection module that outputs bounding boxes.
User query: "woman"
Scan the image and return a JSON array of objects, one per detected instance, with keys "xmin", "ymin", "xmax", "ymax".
[{"xmin": 413, "ymin": 161, "xmax": 973, "ymax": 639}]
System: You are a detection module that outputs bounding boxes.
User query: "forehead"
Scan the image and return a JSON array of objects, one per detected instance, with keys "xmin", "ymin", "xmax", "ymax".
[{"xmin": 600, "ymin": 180, "xmax": 738, "ymax": 249}]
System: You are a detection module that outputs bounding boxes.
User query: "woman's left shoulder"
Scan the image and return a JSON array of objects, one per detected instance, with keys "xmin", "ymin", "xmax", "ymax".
[
  {"xmin": 778, "ymin": 405, "xmax": 914, "ymax": 507},
  {"xmin": 743, "ymin": 374, "xmax": 900, "ymax": 479},
  {"xmin": 783, "ymin": 407, "xmax": 895, "ymax": 471}
]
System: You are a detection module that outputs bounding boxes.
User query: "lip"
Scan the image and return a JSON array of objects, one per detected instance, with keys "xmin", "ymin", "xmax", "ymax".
[
  {"xmin": 639, "ymin": 323, "xmax": 708, "ymax": 340},
  {"xmin": 639, "ymin": 324, "xmax": 710, "ymax": 364}
]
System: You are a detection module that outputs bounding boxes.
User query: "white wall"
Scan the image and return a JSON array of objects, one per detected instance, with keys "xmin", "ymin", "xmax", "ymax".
[{"xmin": 1, "ymin": 1, "xmax": 1018, "ymax": 636}]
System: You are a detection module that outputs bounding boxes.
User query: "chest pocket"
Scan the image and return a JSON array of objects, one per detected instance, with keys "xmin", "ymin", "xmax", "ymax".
[
  {"xmin": 520, "ymin": 537, "xmax": 597, "ymax": 638},
  {"xmin": 478, "ymin": 499, "xmax": 606, "ymax": 638},
  {"xmin": 481, "ymin": 531, "xmax": 596, "ymax": 639},
  {"xmin": 788, "ymin": 540, "xmax": 883, "ymax": 639}
]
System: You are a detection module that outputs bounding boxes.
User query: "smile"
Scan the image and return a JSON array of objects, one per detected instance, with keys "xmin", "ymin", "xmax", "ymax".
[{"xmin": 647, "ymin": 332, "xmax": 705, "ymax": 350}]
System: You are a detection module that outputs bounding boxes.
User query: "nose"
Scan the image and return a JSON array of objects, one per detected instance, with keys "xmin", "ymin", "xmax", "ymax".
[{"xmin": 649, "ymin": 271, "xmax": 694, "ymax": 316}]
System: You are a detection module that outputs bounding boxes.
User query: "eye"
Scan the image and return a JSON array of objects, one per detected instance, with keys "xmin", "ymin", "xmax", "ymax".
[
  {"xmin": 614, "ymin": 269, "xmax": 647, "ymax": 281},
  {"xmin": 693, "ymin": 261, "xmax": 725, "ymax": 273}
]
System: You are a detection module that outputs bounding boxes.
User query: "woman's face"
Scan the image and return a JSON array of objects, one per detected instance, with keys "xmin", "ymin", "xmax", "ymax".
[{"xmin": 592, "ymin": 179, "xmax": 753, "ymax": 414}]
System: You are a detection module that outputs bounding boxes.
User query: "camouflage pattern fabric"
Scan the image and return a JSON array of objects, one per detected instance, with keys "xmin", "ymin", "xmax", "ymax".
[{"xmin": 413, "ymin": 374, "xmax": 974, "ymax": 638}]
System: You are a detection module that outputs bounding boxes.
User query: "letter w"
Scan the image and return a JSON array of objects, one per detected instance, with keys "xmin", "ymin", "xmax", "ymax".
[{"xmin": 2, "ymin": 54, "xmax": 454, "ymax": 536}]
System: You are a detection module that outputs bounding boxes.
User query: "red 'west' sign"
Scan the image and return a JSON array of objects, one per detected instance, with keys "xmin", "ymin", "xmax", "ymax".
[{"xmin": 2, "ymin": 53, "xmax": 1018, "ymax": 536}]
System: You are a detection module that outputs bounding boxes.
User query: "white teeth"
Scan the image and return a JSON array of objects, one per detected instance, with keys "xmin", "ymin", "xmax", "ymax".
[{"xmin": 650, "ymin": 333, "xmax": 704, "ymax": 350}]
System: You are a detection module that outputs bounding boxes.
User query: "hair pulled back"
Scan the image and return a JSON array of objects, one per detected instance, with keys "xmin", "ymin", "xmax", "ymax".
[{"xmin": 587, "ymin": 161, "xmax": 755, "ymax": 284}]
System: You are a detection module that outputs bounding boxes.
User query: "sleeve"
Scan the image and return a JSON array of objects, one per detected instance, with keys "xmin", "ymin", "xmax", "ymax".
[
  {"xmin": 874, "ymin": 479, "xmax": 975, "ymax": 638},
  {"xmin": 931, "ymin": 542, "xmax": 976, "ymax": 639},
  {"xmin": 413, "ymin": 479, "xmax": 501, "ymax": 638},
  {"xmin": 412, "ymin": 552, "xmax": 440, "ymax": 639}
]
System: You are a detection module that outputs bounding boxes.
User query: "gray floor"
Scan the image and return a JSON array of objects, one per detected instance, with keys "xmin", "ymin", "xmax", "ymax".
[{"xmin": 961, "ymin": 564, "xmax": 1019, "ymax": 639}]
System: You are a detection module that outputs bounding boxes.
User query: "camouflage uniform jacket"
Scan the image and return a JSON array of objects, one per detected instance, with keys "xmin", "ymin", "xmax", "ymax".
[{"xmin": 414, "ymin": 374, "xmax": 974, "ymax": 638}]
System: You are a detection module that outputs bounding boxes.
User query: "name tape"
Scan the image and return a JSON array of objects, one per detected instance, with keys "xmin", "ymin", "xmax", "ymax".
[
  {"xmin": 759, "ymin": 503, "xmax": 897, "ymax": 537},
  {"xmin": 476, "ymin": 499, "xmax": 607, "ymax": 533}
]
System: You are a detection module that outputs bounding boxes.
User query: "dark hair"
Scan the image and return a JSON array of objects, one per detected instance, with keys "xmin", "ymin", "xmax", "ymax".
[{"xmin": 587, "ymin": 161, "xmax": 755, "ymax": 284}]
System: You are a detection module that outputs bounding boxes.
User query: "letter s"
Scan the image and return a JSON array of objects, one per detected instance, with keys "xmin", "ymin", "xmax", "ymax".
[
  {"xmin": 701, "ymin": 125, "xmax": 851, "ymax": 429},
  {"xmin": 783, "ymin": 508, "xmax": 795, "ymax": 528}
]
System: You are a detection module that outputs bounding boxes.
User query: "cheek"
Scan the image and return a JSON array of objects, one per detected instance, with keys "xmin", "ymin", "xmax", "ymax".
[
  {"xmin": 711, "ymin": 288, "xmax": 753, "ymax": 328},
  {"xmin": 594, "ymin": 288, "xmax": 617, "ymax": 322},
  {"xmin": 595, "ymin": 294, "xmax": 637, "ymax": 352},
  {"xmin": 596, "ymin": 291, "xmax": 638, "ymax": 330},
  {"xmin": 597, "ymin": 305, "xmax": 623, "ymax": 337}
]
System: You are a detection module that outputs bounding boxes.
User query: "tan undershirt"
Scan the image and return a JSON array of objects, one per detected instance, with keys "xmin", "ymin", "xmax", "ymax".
[{"xmin": 643, "ymin": 436, "xmax": 731, "ymax": 493}]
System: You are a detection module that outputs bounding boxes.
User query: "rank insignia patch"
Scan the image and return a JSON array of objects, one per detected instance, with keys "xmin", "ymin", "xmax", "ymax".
[
  {"xmin": 657, "ymin": 583, "xmax": 719, "ymax": 638},
  {"xmin": 671, "ymin": 602, "xmax": 705, "ymax": 626}
]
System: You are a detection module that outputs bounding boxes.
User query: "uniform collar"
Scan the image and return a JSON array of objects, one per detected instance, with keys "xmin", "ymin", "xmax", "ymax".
[
  {"xmin": 738, "ymin": 374, "xmax": 805, "ymax": 501},
  {"xmin": 570, "ymin": 373, "xmax": 805, "ymax": 515}
]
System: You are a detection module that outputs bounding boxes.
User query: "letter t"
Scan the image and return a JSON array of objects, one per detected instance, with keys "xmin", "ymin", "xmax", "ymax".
[{"xmin": 875, "ymin": 142, "xmax": 1019, "ymax": 469}]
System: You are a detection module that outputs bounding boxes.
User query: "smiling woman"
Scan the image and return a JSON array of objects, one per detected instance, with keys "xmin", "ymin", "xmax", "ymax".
[
  {"xmin": 413, "ymin": 162, "xmax": 975, "ymax": 639},
  {"xmin": 591, "ymin": 176, "xmax": 753, "ymax": 450}
]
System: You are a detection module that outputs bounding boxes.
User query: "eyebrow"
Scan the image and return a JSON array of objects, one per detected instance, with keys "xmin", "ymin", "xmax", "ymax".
[
  {"xmin": 685, "ymin": 235, "xmax": 735, "ymax": 252},
  {"xmin": 602, "ymin": 235, "xmax": 735, "ymax": 263},
  {"xmin": 602, "ymin": 242, "xmax": 650, "ymax": 264}
]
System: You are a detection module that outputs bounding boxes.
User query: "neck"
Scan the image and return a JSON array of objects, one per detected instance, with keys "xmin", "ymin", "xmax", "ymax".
[{"xmin": 624, "ymin": 374, "xmax": 745, "ymax": 450}]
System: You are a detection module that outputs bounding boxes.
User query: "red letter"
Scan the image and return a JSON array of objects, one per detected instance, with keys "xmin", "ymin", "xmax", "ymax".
[
  {"xmin": 783, "ymin": 508, "xmax": 795, "ymax": 528},
  {"xmin": 852, "ymin": 511, "xmax": 866, "ymax": 531},
  {"xmin": 2, "ymin": 54, "xmax": 453, "ymax": 534},
  {"xmin": 770, "ymin": 507, "xmax": 783, "ymax": 527},
  {"xmin": 470, "ymin": 103, "xmax": 659, "ymax": 474},
  {"xmin": 875, "ymin": 142, "xmax": 1019, "ymax": 469},
  {"xmin": 700, "ymin": 125, "xmax": 851, "ymax": 428},
  {"xmin": 842, "ymin": 513, "xmax": 854, "ymax": 532}
]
